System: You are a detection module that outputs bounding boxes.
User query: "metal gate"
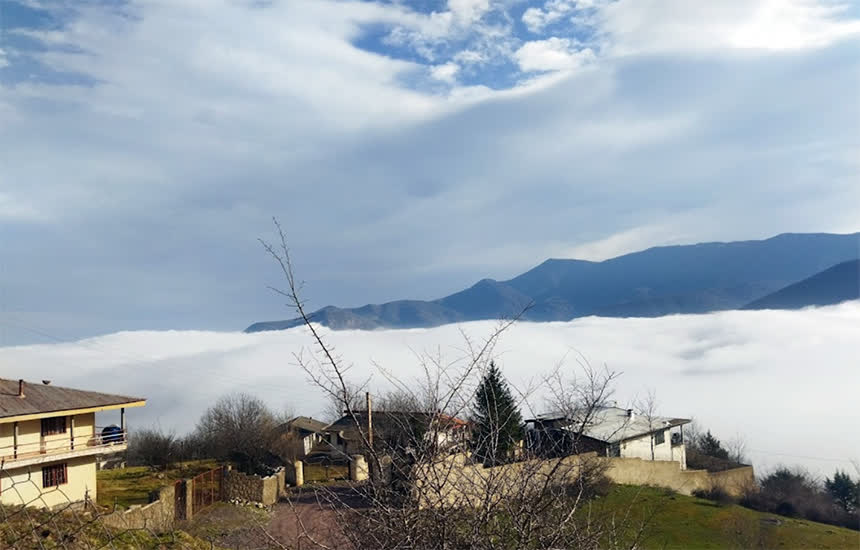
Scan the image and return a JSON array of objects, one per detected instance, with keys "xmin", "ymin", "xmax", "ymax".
[
  {"xmin": 191, "ymin": 467, "xmax": 224, "ymax": 515},
  {"xmin": 174, "ymin": 479, "xmax": 187, "ymax": 520}
]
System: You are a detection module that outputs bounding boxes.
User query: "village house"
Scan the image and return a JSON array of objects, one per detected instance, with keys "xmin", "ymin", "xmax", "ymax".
[
  {"xmin": 0, "ymin": 378, "xmax": 145, "ymax": 508},
  {"xmin": 525, "ymin": 406, "xmax": 690, "ymax": 469},
  {"xmin": 321, "ymin": 410, "xmax": 470, "ymax": 458},
  {"xmin": 277, "ymin": 416, "xmax": 328, "ymax": 460}
]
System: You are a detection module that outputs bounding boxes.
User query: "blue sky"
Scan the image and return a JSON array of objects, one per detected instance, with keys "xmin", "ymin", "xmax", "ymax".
[{"xmin": 1, "ymin": 0, "xmax": 859, "ymax": 344}]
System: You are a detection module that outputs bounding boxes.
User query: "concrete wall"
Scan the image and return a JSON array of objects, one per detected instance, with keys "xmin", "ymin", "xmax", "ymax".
[
  {"xmin": 223, "ymin": 468, "xmax": 285, "ymax": 506},
  {"xmin": 0, "ymin": 456, "xmax": 97, "ymax": 508},
  {"xmin": 413, "ymin": 453, "xmax": 755, "ymax": 509},
  {"xmin": 100, "ymin": 483, "xmax": 176, "ymax": 532}
]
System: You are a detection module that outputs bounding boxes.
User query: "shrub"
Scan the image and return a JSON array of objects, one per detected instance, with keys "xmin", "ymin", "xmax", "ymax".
[
  {"xmin": 127, "ymin": 428, "xmax": 177, "ymax": 470},
  {"xmin": 693, "ymin": 486, "xmax": 734, "ymax": 507}
]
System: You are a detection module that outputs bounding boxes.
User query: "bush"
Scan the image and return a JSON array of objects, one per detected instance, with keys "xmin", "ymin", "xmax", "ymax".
[
  {"xmin": 693, "ymin": 486, "xmax": 734, "ymax": 507},
  {"xmin": 127, "ymin": 428, "xmax": 177, "ymax": 470},
  {"xmin": 740, "ymin": 467, "xmax": 860, "ymax": 531}
]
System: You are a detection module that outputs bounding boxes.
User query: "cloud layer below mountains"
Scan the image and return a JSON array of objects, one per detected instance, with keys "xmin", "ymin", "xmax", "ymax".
[{"xmin": 4, "ymin": 303, "xmax": 858, "ymax": 476}]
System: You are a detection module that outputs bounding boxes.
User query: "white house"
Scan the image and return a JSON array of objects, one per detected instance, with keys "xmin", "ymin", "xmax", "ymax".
[{"xmin": 525, "ymin": 406, "xmax": 690, "ymax": 469}]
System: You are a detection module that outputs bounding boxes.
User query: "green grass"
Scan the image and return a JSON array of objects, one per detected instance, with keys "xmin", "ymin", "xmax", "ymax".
[
  {"xmin": 592, "ymin": 485, "xmax": 859, "ymax": 550},
  {"xmin": 0, "ymin": 504, "xmax": 218, "ymax": 549},
  {"xmin": 97, "ymin": 460, "xmax": 218, "ymax": 508}
]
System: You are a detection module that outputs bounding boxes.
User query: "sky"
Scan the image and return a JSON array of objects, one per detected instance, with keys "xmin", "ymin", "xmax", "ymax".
[
  {"xmin": 1, "ymin": 303, "xmax": 858, "ymax": 477},
  {"xmin": 1, "ymin": 0, "xmax": 860, "ymax": 343}
]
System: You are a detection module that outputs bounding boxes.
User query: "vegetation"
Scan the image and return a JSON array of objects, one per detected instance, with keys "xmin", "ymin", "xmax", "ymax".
[
  {"xmin": 594, "ymin": 484, "xmax": 859, "ymax": 550},
  {"xmin": 97, "ymin": 460, "xmax": 217, "ymax": 508},
  {"xmin": 740, "ymin": 467, "xmax": 859, "ymax": 530},
  {"xmin": 0, "ymin": 504, "xmax": 215, "ymax": 550},
  {"xmin": 471, "ymin": 361, "xmax": 523, "ymax": 467}
]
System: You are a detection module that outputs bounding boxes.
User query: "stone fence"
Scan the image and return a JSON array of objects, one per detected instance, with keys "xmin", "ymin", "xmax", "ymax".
[
  {"xmin": 223, "ymin": 467, "xmax": 287, "ymax": 506},
  {"xmin": 413, "ymin": 452, "xmax": 755, "ymax": 509},
  {"xmin": 99, "ymin": 483, "xmax": 176, "ymax": 532}
]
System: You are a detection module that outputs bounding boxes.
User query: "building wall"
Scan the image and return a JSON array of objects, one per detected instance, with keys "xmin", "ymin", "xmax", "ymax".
[
  {"xmin": 620, "ymin": 430, "xmax": 686, "ymax": 468},
  {"xmin": 0, "ymin": 413, "xmax": 96, "ymax": 458},
  {"xmin": 0, "ymin": 455, "xmax": 97, "ymax": 508}
]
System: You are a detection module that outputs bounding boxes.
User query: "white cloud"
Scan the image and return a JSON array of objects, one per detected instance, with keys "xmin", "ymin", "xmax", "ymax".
[
  {"xmin": 0, "ymin": 48, "xmax": 8, "ymax": 69},
  {"xmin": 431, "ymin": 61, "xmax": 460, "ymax": 83},
  {"xmin": 453, "ymin": 49, "xmax": 487, "ymax": 64},
  {"xmin": 448, "ymin": 0, "xmax": 492, "ymax": 25},
  {"xmin": 2, "ymin": 304, "xmax": 858, "ymax": 477},
  {"xmin": 599, "ymin": 0, "xmax": 860, "ymax": 54},
  {"xmin": 514, "ymin": 38, "xmax": 595, "ymax": 72},
  {"xmin": 522, "ymin": 0, "xmax": 578, "ymax": 33}
]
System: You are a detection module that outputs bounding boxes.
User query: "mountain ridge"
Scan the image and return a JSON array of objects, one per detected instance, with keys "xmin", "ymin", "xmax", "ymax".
[{"xmin": 245, "ymin": 232, "xmax": 860, "ymax": 332}]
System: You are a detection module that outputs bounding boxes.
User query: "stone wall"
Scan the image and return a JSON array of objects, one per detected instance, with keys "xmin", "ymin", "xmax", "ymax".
[
  {"xmin": 100, "ymin": 483, "xmax": 175, "ymax": 532},
  {"xmin": 413, "ymin": 453, "xmax": 755, "ymax": 509},
  {"xmin": 223, "ymin": 468, "xmax": 285, "ymax": 506}
]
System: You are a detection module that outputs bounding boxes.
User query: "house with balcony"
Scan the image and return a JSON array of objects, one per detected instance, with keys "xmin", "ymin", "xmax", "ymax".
[
  {"xmin": 0, "ymin": 378, "xmax": 145, "ymax": 509},
  {"xmin": 525, "ymin": 406, "xmax": 691, "ymax": 469}
]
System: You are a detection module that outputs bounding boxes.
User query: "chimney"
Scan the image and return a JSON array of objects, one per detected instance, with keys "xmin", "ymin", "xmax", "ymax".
[
  {"xmin": 626, "ymin": 408, "xmax": 634, "ymax": 420},
  {"xmin": 18, "ymin": 379, "xmax": 25, "ymax": 398},
  {"xmin": 366, "ymin": 392, "xmax": 373, "ymax": 448}
]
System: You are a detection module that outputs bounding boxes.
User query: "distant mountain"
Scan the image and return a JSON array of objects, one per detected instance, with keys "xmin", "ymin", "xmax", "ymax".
[
  {"xmin": 743, "ymin": 259, "xmax": 859, "ymax": 310},
  {"xmin": 245, "ymin": 232, "xmax": 860, "ymax": 332}
]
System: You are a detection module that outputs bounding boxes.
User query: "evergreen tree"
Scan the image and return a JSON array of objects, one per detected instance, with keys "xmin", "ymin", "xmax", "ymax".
[
  {"xmin": 825, "ymin": 471, "xmax": 860, "ymax": 513},
  {"xmin": 471, "ymin": 361, "xmax": 523, "ymax": 466},
  {"xmin": 699, "ymin": 430, "xmax": 729, "ymax": 460}
]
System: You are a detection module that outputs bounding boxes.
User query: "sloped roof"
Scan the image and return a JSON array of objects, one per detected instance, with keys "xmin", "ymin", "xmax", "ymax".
[
  {"xmin": 287, "ymin": 416, "xmax": 328, "ymax": 434},
  {"xmin": 527, "ymin": 406, "xmax": 690, "ymax": 444},
  {"xmin": 325, "ymin": 411, "xmax": 468, "ymax": 441},
  {"xmin": 0, "ymin": 378, "xmax": 145, "ymax": 420}
]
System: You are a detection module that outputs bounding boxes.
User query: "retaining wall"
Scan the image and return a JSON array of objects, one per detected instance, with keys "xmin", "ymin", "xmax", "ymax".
[
  {"xmin": 100, "ymin": 483, "xmax": 176, "ymax": 532},
  {"xmin": 413, "ymin": 453, "xmax": 754, "ymax": 509},
  {"xmin": 223, "ymin": 468, "xmax": 286, "ymax": 506}
]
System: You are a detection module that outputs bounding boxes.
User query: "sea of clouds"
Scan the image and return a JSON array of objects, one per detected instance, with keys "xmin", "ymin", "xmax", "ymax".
[{"xmin": 2, "ymin": 303, "xmax": 858, "ymax": 478}]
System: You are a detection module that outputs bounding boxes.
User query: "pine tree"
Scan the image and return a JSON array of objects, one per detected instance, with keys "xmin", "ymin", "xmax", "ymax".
[
  {"xmin": 825, "ymin": 471, "xmax": 860, "ymax": 513},
  {"xmin": 699, "ymin": 430, "xmax": 729, "ymax": 460},
  {"xmin": 471, "ymin": 361, "xmax": 523, "ymax": 467}
]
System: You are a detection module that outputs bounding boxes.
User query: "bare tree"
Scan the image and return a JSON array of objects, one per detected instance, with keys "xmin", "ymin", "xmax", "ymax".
[
  {"xmin": 634, "ymin": 388, "xmax": 659, "ymax": 461},
  {"xmin": 194, "ymin": 392, "xmax": 281, "ymax": 475},
  {"xmin": 259, "ymin": 219, "xmax": 656, "ymax": 550}
]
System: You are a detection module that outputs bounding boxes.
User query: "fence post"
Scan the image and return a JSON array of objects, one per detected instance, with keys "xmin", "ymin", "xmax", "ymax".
[
  {"xmin": 185, "ymin": 478, "xmax": 194, "ymax": 520},
  {"xmin": 294, "ymin": 460, "xmax": 304, "ymax": 487}
]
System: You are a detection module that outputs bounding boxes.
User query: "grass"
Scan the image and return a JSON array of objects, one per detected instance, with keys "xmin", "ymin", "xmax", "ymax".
[
  {"xmin": 0, "ymin": 504, "xmax": 218, "ymax": 550},
  {"xmin": 97, "ymin": 459, "xmax": 218, "ymax": 508},
  {"xmin": 592, "ymin": 485, "xmax": 860, "ymax": 550}
]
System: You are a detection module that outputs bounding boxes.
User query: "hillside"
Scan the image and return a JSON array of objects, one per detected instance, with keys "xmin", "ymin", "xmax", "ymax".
[
  {"xmin": 246, "ymin": 232, "xmax": 860, "ymax": 332},
  {"xmin": 599, "ymin": 485, "xmax": 859, "ymax": 550},
  {"xmin": 743, "ymin": 259, "xmax": 859, "ymax": 310}
]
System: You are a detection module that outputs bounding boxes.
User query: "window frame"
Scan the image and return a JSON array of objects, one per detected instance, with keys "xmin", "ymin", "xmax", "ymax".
[
  {"xmin": 654, "ymin": 429, "xmax": 665, "ymax": 446},
  {"xmin": 42, "ymin": 463, "xmax": 68, "ymax": 488},
  {"xmin": 41, "ymin": 416, "xmax": 68, "ymax": 437}
]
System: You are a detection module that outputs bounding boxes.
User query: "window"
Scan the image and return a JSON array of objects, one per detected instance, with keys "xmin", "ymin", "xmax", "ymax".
[
  {"xmin": 42, "ymin": 463, "xmax": 68, "ymax": 488},
  {"xmin": 41, "ymin": 417, "xmax": 67, "ymax": 436},
  {"xmin": 654, "ymin": 430, "xmax": 665, "ymax": 445}
]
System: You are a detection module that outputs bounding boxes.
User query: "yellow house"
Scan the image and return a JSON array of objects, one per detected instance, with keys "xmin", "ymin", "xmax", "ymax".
[{"xmin": 0, "ymin": 378, "xmax": 145, "ymax": 509}]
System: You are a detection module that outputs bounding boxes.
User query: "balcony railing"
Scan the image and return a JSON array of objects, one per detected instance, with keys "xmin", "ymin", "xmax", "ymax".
[{"xmin": 0, "ymin": 428, "xmax": 128, "ymax": 464}]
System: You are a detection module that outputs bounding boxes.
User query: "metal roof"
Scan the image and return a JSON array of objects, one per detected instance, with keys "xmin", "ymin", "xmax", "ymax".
[
  {"xmin": 0, "ymin": 378, "xmax": 145, "ymax": 420},
  {"xmin": 526, "ymin": 406, "xmax": 690, "ymax": 444}
]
